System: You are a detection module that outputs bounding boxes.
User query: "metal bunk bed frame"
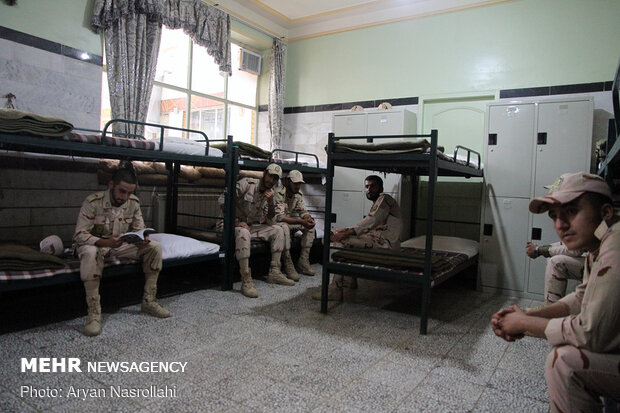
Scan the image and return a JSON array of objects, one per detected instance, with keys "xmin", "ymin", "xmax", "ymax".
[{"xmin": 320, "ymin": 129, "xmax": 483, "ymax": 334}]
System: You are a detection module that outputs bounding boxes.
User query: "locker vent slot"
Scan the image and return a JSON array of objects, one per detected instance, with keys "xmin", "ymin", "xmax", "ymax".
[
  {"xmin": 531, "ymin": 227, "xmax": 542, "ymax": 240},
  {"xmin": 537, "ymin": 132, "xmax": 547, "ymax": 145},
  {"xmin": 488, "ymin": 133, "xmax": 497, "ymax": 145},
  {"xmin": 483, "ymin": 224, "xmax": 493, "ymax": 236}
]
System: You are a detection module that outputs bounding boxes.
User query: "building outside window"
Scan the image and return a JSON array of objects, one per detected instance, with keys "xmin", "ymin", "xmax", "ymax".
[{"xmin": 101, "ymin": 26, "xmax": 259, "ymax": 144}]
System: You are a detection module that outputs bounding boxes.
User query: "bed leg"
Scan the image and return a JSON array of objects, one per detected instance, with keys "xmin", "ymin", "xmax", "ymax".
[{"xmin": 420, "ymin": 284, "xmax": 431, "ymax": 335}]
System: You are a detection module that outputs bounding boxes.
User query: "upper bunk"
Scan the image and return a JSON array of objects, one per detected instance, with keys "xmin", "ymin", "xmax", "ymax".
[
  {"xmin": 0, "ymin": 117, "xmax": 234, "ymax": 169},
  {"xmin": 326, "ymin": 129, "xmax": 483, "ymax": 178},
  {"xmin": 597, "ymin": 57, "xmax": 620, "ymax": 196}
]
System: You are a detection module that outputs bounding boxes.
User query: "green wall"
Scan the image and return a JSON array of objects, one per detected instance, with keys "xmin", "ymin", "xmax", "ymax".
[
  {"xmin": 0, "ymin": 0, "xmax": 101, "ymax": 54},
  {"xmin": 285, "ymin": 0, "xmax": 620, "ymax": 107}
]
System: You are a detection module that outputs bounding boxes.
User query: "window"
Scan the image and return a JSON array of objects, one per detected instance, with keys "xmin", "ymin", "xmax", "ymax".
[{"xmin": 101, "ymin": 27, "xmax": 259, "ymax": 144}]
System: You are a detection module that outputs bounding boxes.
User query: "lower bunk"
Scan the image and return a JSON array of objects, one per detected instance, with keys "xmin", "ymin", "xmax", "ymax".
[
  {"xmin": 0, "ymin": 234, "xmax": 221, "ymax": 293},
  {"xmin": 325, "ymin": 236, "xmax": 479, "ymax": 334}
]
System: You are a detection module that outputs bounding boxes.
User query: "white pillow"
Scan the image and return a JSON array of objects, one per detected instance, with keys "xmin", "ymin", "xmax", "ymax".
[
  {"xmin": 149, "ymin": 233, "xmax": 220, "ymax": 259},
  {"xmin": 401, "ymin": 235, "xmax": 479, "ymax": 258},
  {"xmin": 149, "ymin": 136, "xmax": 224, "ymax": 157}
]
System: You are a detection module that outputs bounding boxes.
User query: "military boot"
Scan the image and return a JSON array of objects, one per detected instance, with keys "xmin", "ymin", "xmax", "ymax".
[
  {"xmin": 141, "ymin": 287, "xmax": 171, "ymax": 318},
  {"xmin": 267, "ymin": 265, "xmax": 295, "ymax": 286},
  {"xmin": 282, "ymin": 251, "xmax": 300, "ymax": 281},
  {"xmin": 297, "ymin": 248, "xmax": 315, "ymax": 276},
  {"xmin": 240, "ymin": 268, "xmax": 258, "ymax": 298},
  {"xmin": 84, "ymin": 295, "xmax": 102, "ymax": 337}
]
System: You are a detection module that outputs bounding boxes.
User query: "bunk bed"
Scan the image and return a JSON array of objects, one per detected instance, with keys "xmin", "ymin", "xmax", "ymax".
[
  {"xmin": 598, "ymin": 57, "xmax": 620, "ymax": 198},
  {"xmin": 0, "ymin": 118, "xmax": 238, "ymax": 292},
  {"xmin": 320, "ymin": 130, "xmax": 483, "ymax": 334},
  {"xmin": 173, "ymin": 144, "xmax": 328, "ymax": 276}
]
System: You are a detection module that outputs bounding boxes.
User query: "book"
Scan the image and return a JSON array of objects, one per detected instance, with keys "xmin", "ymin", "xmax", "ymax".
[{"xmin": 119, "ymin": 228, "xmax": 156, "ymax": 243}]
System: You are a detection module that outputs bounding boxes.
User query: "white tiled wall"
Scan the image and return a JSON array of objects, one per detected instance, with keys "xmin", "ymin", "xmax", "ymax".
[{"xmin": 0, "ymin": 38, "xmax": 101, "ymax": 129}]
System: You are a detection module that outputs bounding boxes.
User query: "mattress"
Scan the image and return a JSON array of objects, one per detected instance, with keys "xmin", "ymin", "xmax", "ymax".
[
  {"xmin": 0, "ymin": 234, "xmax": 220, "ymax": 281},
  {"xmin": 148, "ymin": 136, "xmax": 223, "ymax": 157}
]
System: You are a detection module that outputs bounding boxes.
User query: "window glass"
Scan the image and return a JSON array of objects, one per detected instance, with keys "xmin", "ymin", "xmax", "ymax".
[
  {"xmin": 155, "ymin": 28, "xmax": 189, "ymax": 89},
  {"xmin": 227, "ymin": 104, "xmax": 256, "ymax": 144},
  {"xmin": 191, "ymin": 41, "xmax": 225, "ymax": 98},
  {"xmin": 189, "ymin": 95, "xmax": 225, "ymax": 142},
  {"xmin": 145, "ymin": 86, "xmax": 187, "ymax": 139},
  {"xmin": 228, "ymin": 44, "xmax": 258, "ymax": 106}
]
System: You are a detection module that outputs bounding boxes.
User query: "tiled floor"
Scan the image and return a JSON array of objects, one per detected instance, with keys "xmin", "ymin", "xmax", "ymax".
[{"xmin": 0, "ymin": 265, "xmax": 550, "ymax": 412}]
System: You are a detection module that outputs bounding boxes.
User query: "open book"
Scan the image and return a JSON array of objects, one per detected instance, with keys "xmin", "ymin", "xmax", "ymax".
[{"xmin": 120, "ymin": 228, "xmax": 156, "ymax": 244}]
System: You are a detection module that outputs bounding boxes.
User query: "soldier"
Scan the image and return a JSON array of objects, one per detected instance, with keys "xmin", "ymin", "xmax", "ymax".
[
  {"xmin": 525, "ymin": 240, "xmax": 584, "ymax": 304},
  {"xmin": 491, "ymin": 172, "xmax": 620, "ymax": 412},
  {"xmin": 73, "ymin": 161, "xmax": 170, "ymax": 337},
  {"xmin": 313, "ymin": 175, "xmax": 402, "ymax": 300},
  {"xmin": 219, "ymin": 163, "xmax": 295, "ymax": 299},
  {"xmin": 275, "ymin": 169, "xmax": 316, "ymax": 277}
]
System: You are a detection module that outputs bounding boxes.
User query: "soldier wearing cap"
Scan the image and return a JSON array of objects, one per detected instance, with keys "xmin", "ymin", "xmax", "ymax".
[
  {"xmin": 73, "ymin": 161, "xmax": 170, "ymax": 337},
  {"xmin": 218, "ymin": 163, "xmax": 295, "ymax": 298},
  {"xmin": 490, "ymin": 172, "xmax": 620, "ymax": 412},
  {"xmin": 313, "ymin": 174, "xmax": 402, "ymax": 301},
  {"xmin": 275, "ymin": 169, "xmax": 316, "ymax": 277}
]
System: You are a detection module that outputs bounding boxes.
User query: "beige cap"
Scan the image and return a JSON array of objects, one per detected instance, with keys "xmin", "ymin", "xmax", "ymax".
[
  {"xmin": 287, "ymin": 169, "xmax": 305, "ymax": 183},
  {"xmin": 529, "ymin": 172, "xmax": 613, "ymax": 213},
  {"xmin": 265, "ymin": 163, "xmax": 282, "ymax": 178},
  {"xmin": 40, "ymin": 235, "xmax": 64, "ymax": 256}
]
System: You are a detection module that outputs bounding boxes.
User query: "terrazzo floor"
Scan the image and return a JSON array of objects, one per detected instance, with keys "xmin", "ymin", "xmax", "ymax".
[{"xmin": 0, "ymin": 265, "xmax": 550, "ymax": 412}]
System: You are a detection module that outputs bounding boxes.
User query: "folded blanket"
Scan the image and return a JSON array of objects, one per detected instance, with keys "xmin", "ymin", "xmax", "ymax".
[
  {"xmin": 0, "ymin": 243, "xmax": 66, "ymax": 271},
  {"xmin": 331, "ymin": 139, "xmax": 444, "ymax": 154},
  {"xmin": 0, "ymin": 109, "xmax": 74, "ymax": 137},
  {"xmin": 211, "ymin": 141, "xmax": 272, "ymax": 159}
]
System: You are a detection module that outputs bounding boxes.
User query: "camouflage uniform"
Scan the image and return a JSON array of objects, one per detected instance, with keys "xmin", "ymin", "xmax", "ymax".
[
  {"xmin": 545, "ymin": 220, "xmax": 620, "ymax": 412},
  {"xmin": 329, "ymin": 193, "xmax": 402, "ymax": 291},
  {"xmin": 74, "ymin": 190, "xmax": 162, "ymax": 282},
  {"xmin": 274, "ymin": 186, "xmax": 315, "ymax": 253},
  {"xmin": 536, "ymin": 242, "xmax": 585, "ymax": 304},
  {"xmin": 218, "ymin": 177, "xmax": 285, "ymax": 261},
  {"xmin": 73, "ymin": 188, "xmax": 168, "ymax": 336}
]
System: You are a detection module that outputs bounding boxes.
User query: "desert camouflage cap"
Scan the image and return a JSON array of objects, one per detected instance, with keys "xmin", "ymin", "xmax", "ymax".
[
  {"xmin": 265, "ymin": 163, "xmax": 282, "ymax": 178},
  {"xmin": 287, "ymin": 170, "xmax": 305, "ymax": 183},
  {"xmin": 529, "ymin": 172, "xmax": 613, "ymax": 213}
]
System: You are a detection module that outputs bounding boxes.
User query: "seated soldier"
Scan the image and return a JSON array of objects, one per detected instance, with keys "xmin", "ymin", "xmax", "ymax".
[
  {"xmin": 73, "ymin": 161, "xmax": 170, "ymax": 337},
  {"xmin": 525, "ymin": 240, "xmax": 584, "ymax": 304},
  {"xmin": 218, "ymin": 163, "xmax": 296, "ymax": 299},
  {"xmin": 275, "ymin": 169, "xmax": 316, "ymax": 277},
  {"xmin": 491, "ymin": 172, "xmax": 620, "ymax": 412},
  {"xmin": 313, "ymin": 174, "xmax": 402, "ymax": 300}
]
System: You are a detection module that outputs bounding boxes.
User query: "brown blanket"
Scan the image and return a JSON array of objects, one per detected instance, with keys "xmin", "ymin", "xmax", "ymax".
[{"xmin": 0, "ymin": 243, "xmax": 66, "ymax": 271}]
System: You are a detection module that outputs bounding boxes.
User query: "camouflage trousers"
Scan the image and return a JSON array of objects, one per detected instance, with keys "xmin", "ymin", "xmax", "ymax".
[
  {"xmin": 546, "ymin": 345, "xmax": 620, "ymax": 413},
  {"xmin": 277, "ymin": 222, "xmax": 315, "ymax": 250},
  {"xmin": 77, "ymin": 241, "xmax": 163, "ymax": 282},
  {"xmin": 545, "ymin": 255, "xmax": 584, "ymax": 304},
  {"xmin": 234, "ymin": 224, "xmax": 285, "ymax": 260},
  {"xmin": 330, "ymin": 232, "xmax": 394, "ymax": 287}
]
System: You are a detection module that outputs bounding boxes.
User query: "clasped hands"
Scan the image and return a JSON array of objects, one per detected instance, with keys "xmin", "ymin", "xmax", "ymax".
[{"xmin": 491, "ymin": 305, "xmax": 527, "ymax": 341}]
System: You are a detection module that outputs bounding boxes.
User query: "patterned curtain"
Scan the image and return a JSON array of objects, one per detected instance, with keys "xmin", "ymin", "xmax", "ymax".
[
  {"xmin": 91, "ymin": 0, "xmax": 231, "ymax": 136},
  {"xmin": 269, "ymin": 38, "xmax": 287, "ymax": 152}
]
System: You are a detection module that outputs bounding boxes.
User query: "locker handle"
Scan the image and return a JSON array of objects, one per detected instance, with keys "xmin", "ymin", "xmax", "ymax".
[
  {"xmin": 488, "ymin": 133, "xmax": 497, "ymax": 146},
  {"xmin": 483, "ymin": 224, "xmax": 493, "ymax": 236},
  {"xmin": 331, "ymin": 213, "xmax": 337, "ymax": 223},
  {"xmin": 531, "ymin": 227, "xmax": 542, "ymax": 240},
  {"xmin": 537, "ymin": 132, "xmax": 547, "ymax": 145}
]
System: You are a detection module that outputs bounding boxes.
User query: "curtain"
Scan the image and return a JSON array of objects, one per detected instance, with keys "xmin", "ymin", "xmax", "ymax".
[
  {"xmin": 268, "ymin": 38, "xmax": 287, "ymax": 152},
  {"xmin": 91, "ymin": 0, "xmax": 231, "ymax": 136}
]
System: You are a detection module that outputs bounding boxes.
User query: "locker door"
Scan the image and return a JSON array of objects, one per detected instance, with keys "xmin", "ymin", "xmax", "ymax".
[
  {"xmin": 331, "ymin": 191, "xmax": 364, "ymax": 230},
  {"xmin": 486, "ymin": 104, "xmax": 535, "ymax": 198},
  {"xmin": 333, "ymin": 113, "xmax": 366, "ymax": 137},
  {"xmin": 527, "ymin": 213, "xmax": 558, "ymax": 295},
  {"xmin": 533, "ymin": 100, "xmax": 593, "ymax": 197},
  {"xmin": 367, "ymin": 111, "xmax": 404, "ymax": 136},
  {"xmin": 480, "ymin": 196, "xmax": 530, "ymax": 291}
]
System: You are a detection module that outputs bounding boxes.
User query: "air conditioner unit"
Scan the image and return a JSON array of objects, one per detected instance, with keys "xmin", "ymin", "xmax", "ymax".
[{"xmin": 239, "ymin": 48, "xmax": 261, "ymax": 75}]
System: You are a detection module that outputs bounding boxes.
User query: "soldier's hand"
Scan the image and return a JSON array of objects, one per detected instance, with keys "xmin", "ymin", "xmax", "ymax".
[
  {"xmin": 237, "ymin": 221, "xmax": 250, "ymax": 230},
  {"xmin": 96, "ymin": 236, "xmax": 123, "ymax": 248},
  {"xmin": 265, "ymin": 189, "xmax": 274, "ymax": 203},
  {"xmin": 526, "ymin": 242, "xmax": 539, "ymax": 258},
  {"xmin": 303, "ymin": 216, "xmax": 315, "ymax": 229}
]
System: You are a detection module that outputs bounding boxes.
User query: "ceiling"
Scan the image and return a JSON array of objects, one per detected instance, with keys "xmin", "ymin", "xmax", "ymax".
[{"xmin": 216, "ymin": 0, "xmax": 513, "ymax": 42}]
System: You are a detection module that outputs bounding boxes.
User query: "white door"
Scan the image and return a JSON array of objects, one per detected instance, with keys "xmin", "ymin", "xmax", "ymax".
[
  {"xmin": 486, "ymin": 104, "xmax": 536, "ymax": 198},
  {"xmin": 480, "ymin": 196, "xmax": 531, "ymax": 291}
]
